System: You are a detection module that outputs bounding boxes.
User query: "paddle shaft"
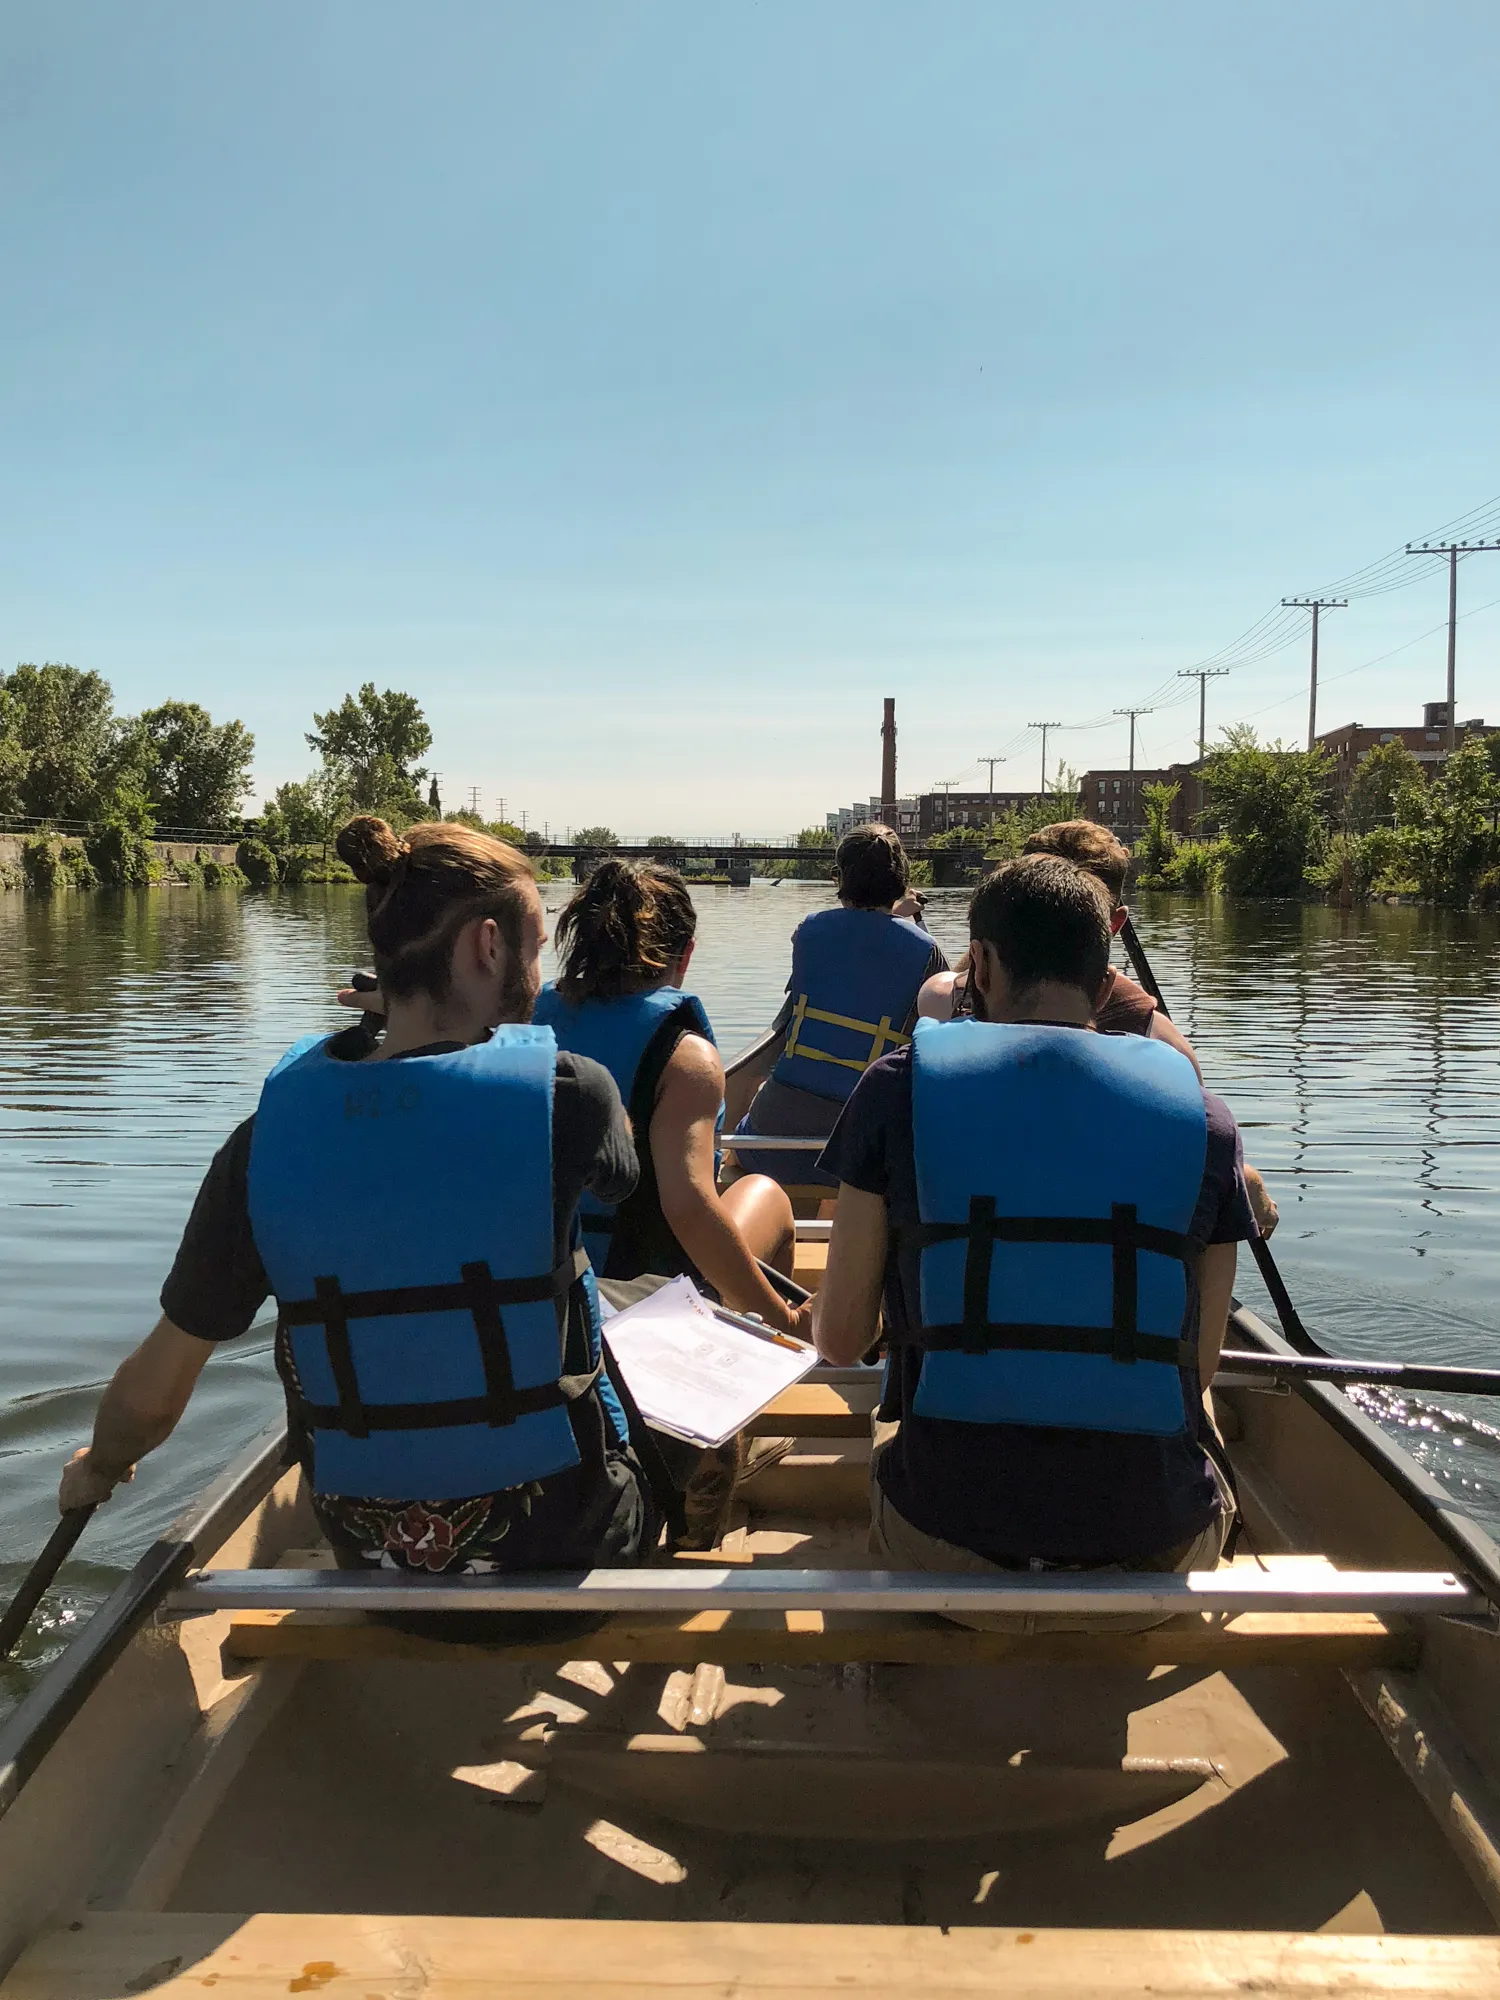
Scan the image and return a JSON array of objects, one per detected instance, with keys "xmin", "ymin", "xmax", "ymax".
[
  {"xmin": 1221, "ymin": 1349, "xmax": 1500, "ymax": 1399},
  {"xmin": 1116, "ymin": 917, "xmax": 1324, "ymax": 1356},
  {"xmin": 0, "ymin": 1508, "xmax": 95, "ymax": 1660}
]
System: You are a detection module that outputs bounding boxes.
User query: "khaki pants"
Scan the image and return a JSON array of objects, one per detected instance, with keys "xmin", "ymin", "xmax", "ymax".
[{"xmin": 867, "ymin": 1421, "xmax": 1230, "ymax": 1635}]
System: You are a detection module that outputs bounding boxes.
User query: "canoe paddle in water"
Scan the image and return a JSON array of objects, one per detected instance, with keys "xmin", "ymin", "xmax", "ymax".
[
  {"xmin": 1117, "ymin": 916, "xmax": 1327, "ymax": 1358},
  {"xmin": 0, "ymin": 1506, "xmax": 96, "ymax": 1661}
]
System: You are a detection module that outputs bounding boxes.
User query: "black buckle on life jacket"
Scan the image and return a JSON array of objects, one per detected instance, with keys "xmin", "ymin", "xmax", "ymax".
[
  {"xmin": 895, "ymin": 1200, "xmax": 1195, "ymax": 1367},
  {"xmin": 280, "ymin": 1247, "xmax": 591, "ymax": 1437}
]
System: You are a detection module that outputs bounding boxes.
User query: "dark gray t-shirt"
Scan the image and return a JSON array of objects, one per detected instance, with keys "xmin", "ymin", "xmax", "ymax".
[
  {"xmin": 162, "ymin": 1034, "xmax": 637, "ymax": 1345},
  {"xmin": 819, "ymin": 1033, "xmax": 1255, "ymax": 1565}
]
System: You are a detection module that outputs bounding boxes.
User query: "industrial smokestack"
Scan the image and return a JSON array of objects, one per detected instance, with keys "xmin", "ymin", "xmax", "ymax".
[{"xmin": 880, "ymin": 698, "xmax": 897, "ymax": 822}]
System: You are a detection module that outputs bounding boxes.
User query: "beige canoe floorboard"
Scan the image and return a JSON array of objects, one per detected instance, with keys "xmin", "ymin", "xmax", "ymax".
[{"xmin": 7, "ymin": 1913, "xmax": 1500, "ymax": 1999}]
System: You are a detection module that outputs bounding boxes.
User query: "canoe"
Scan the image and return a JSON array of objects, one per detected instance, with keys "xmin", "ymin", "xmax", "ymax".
[{"xmin": 4, "ymin": 1132, "xmax": 1500, "ymax": 1990}]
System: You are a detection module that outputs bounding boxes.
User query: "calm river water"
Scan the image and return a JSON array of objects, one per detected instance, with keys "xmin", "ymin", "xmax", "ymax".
[{"xmin": 2, "ymin": 882, "xmax": 1499, "ymax": 1704}]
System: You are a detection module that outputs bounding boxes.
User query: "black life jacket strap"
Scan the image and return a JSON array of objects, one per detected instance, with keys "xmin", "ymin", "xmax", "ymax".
[
  {"xmin": 601, "ymin": 1333, "xmax": 687, "ymax": 1549},
  {"xmin": 887, "ymin": 1320, "xmax": 1196, "ymax": 1368},
  {"xmin": 894, "ymin": 1198, "xmax": 1196, "ymax": 1367},
  {"xmin": 280, "ymin": 1247, "xmax": 592, "ymax": 1438}
]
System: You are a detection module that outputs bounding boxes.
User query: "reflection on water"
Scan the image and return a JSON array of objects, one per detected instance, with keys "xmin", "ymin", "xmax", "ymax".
[{"xmin": 2, "ymin": 882, "xmax": 1498, "ymax": 1703}]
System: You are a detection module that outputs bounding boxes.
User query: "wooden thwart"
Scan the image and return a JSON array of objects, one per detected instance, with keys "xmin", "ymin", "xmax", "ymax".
[
  {"xmin": 746, "ymin": 1383, "xmax": 871, "ymax": 1437},
  {"xmin": 7, "ymin": 1911, "xmax": 1500, "ymax": 1998},
  {"xmin": 221, "ymin": 1602, "xmax": 1421, "ymax": 1668}
]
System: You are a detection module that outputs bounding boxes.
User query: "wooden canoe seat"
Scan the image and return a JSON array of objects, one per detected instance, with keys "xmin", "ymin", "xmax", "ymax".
[
  {"xmin": 10, "ymin": 1910, "xmax": 1500, "ymax": 1998},
  {"xmin": 746, "ymin": 1381, "xmax": 873, "ymax": 1438},
  {"xmin": 198, "ymin": 1559, "xmax": 1466, "ymax": 1670},
  {"xmin": 218, "ymin": 1600, "xmax": 1422, "ymax": 1669},
  {"xmin": 791, "ymin": 1237, "xmax": 828, "ymax": 1289}
]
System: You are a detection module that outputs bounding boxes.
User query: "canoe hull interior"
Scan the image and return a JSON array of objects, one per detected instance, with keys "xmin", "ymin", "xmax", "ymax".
[{"xmin": 3, "ymin": 1311, "xmax": 1500, "ymax": 1989}]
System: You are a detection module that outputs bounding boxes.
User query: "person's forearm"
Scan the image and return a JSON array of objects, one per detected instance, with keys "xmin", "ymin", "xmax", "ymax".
[
  {"xmin": 86, "ymin": 1318, "xmax": 211, "ymax": 1477},
  {"xmin": 88, "ymin": 1355, "xmax": 185, "ymax": 1476},
  {"xmin": 661, "ymin": 1190, "xmax": 795, "ymax": 1328},
  {"xmin": 1196, "ymin": 1243, "xmax": 1237, "ymax": 1388}
]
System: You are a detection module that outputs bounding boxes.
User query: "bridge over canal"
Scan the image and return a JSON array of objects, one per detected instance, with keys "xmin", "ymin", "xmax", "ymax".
[{"xmin": 535, "ymin": 840, "xmax": 988, "ymax": 885}]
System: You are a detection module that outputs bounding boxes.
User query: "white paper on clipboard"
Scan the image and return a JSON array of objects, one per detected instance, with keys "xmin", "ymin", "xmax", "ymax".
[{"xmin": 599, "ymin": 1275, "xmax": 817, "ymax": 1448}]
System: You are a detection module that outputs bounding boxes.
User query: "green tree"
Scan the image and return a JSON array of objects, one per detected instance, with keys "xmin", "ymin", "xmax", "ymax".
[
  {"xmin": 1201, "ymin": 726, "xmax": 1332, "ymax": 897},
  {"xmin": 1044, "ymin": 764, "xmax": 1084, "ymax": 822},
  {"xmin": 118, "ymin": 700, "xmax": 255, "ymax": 830},
  {"xmin": 1345, "ymin": 740, "xmax": 1425, "ymax": 834},
  {"xmin": 1137, "ymin": 781, "xmax": 1180, "ymax": 878},
  {"xmin": 573, "ymin": 825, "xmax": 619, "ymax": 846},
  {"xmin": 1406, "ymin": 739, "xmax": 1498, "ymax": 907},
  {"xmin": 0, "ymin": 663, "xmax": 118, "ymax": 820},
  {"xmin": 269, "ymin": 768, "xmax": 352, "ymax": 859},
  {"xmin": 306, "ymin": 684, "xmax": 431, "ymax": 811},
  {"xmin": 427, "ymin": 775, "xmax": 442, "ymax": 817}
]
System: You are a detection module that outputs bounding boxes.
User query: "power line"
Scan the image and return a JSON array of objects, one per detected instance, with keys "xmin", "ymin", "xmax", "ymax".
[
  {"xmin": 1029, "ymin": 722, "xmax": 1061, "ymax": 794},
  {"xmin": 1281, "ymin": 598, "xmax": 1347, "ymax": 750},
  {"xmin": 1177, "ymin": 668, "xmax": 1230, "ymax": 815},
  {"xmin": 1403, "ymin": 536, "xmax": 1500, "ymax": 751},
  {"xmin": 1112, "ymin": 706, "xmax": 1154, "ymax": 776}
]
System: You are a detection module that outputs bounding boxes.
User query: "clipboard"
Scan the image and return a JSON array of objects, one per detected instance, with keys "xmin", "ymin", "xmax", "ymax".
[{"xmin": 599, "ymin": 1275, "xmax": 818, "ymax": 1449}]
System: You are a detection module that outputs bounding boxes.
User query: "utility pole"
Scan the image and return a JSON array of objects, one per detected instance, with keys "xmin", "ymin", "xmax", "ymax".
[
  {"xmin": 1404, "ymin": 538, "xmax": 1500, "ymax": 753},
  {"xmin": 1113, "ymin": 706, "xmax": 1154, "ymax": 836},
  {"xmin": 467, "ymin": 785, "xmax": 482, "ymax": 816},
  {"xmin": 496, "ymin": 798, "xmax": 507, "ymax": 826},
  {"xmin": 1030, "ymin": 722, "xmax": 1061, "ymax": 794},
  {"xmin": 1281, "ymin": 598, "xmax": 1347, "ymax": 752},
  {"xmin": 1176, "ymin": 668, "xmax": 1230, "ymax": 819},
  {"xmin": 980, "ymin": 755, "xmax": 1005, "ymax": 797}
]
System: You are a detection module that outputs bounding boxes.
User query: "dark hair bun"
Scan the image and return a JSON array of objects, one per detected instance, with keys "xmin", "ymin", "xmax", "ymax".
[{"xmin": 336, "ymin": 815, "xmax": 408, "ymax": 886}]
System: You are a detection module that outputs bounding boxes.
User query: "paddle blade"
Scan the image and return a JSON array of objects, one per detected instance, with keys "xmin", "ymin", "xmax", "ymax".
[{"xmin": 0, "ymin": 1508, "xmax": 96, "ymax": 1660}]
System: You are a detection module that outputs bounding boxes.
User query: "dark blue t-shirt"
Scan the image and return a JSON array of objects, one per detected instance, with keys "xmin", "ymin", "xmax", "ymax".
[{"xmin": 818, "ymin": 1034, "xmax": 1255, "ymax": 1565}]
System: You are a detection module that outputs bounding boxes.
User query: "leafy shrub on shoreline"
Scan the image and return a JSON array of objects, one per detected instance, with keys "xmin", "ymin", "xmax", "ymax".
[
  {"xmin": 85, "ymin": 823, "xmax": 159, "ymax": 887},
  {"xmin": 283, "ymin": 846, "xmax": 356, "ymax": 885},
  {"xmin": 202, "ymin": 857, "xmax": 246, "ymax": 888},
  {"xmin": 236, "ymin": 838, "xmax": 283, "ymax": 887},
  {"xmin": 21, "ymin": 835, "xmax": 96, "ymax": 892},
  {"xmin": 1158, "ymin": 839, "xmax": 1223, "ymax": 893}
]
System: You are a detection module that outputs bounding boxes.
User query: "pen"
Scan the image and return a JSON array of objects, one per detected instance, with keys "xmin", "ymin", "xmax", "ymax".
[{"xmin": 708, "ymin": 1304, "xmax": 812, "ymax": 1352}]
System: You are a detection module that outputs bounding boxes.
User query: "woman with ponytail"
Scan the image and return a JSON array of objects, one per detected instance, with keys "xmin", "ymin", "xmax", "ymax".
[
  {"xmin": 58, "ymin": 818, "xmax": 657, "ymax": 1618},
  {"xmin": 534, "ymin": 860, "xmax": 809, "ymax": 1341}
]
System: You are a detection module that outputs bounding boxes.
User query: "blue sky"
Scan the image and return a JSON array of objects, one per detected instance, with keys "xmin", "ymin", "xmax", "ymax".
[{"xmin": 3, "ymin": 3, "xmax": 1499, "ymax": 834}]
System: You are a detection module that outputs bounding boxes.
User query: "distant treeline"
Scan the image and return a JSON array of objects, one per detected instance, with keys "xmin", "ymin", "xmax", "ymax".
[
  {"xmin": 1135, "ymin": 727, "xmax": 1500, "ymax": 907},
  {"xmin": 0, "ymin": 668, "xmax": 574, "ymax": 893}
]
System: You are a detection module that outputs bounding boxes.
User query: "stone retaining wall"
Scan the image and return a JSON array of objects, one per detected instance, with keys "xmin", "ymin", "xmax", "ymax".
[{"xmin": 0, "ymin": 834, "xmax": 241, "ymax": 875}]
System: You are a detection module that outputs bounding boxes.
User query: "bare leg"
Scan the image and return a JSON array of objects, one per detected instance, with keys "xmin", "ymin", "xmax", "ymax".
[{"xmin": 719, "ymin": 1174, "xmax": 795, "ymax": 1276}]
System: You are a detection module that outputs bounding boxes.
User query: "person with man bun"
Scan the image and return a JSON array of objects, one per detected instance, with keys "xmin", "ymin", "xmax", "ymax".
[{"xmin": 59, "ymin": 817, "xmax": 656, "ymax": 1619}]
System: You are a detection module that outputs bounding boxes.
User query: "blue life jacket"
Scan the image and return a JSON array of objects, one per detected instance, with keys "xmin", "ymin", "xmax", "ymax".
[
  {"xmin": 532, "ymin": 983, "xmax": 718, "ymax": 1276},
  {"xmin": 771, "ymin": 907, "xmax": 934, "ymax": 1104},
  {"xmin": 903, "ymin": 1019, "xmax": 1208, "ymax": 1438},
  {"xmin": 247, "ymin": 1025, "xmax": 606, "ymax": 1501}
]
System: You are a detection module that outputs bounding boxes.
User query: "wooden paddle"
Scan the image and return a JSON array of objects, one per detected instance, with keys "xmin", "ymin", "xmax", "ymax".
[
  {"xmin": 1117, "ymin": 915, "xmax": 1326, "ymax": 1357},
  {"xmin": 0, "ymin": 1507, "xmax": 96, "ymax": 1661},
  {"xmin": 1220, "ymin": 1349, "xmax": 1500, "ymax": 1399}
]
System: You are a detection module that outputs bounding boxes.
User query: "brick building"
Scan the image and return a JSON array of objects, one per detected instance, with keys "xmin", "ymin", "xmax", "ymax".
[
  {"xmin": 917, "ymin": 789, "xmax": 1046, "ymax": 836},
  {"xmin": 1315, "ymin": 702, "xmax": 1496, "ymax": 799},
  {"xmin": 1079, "ymin": 766, "xmax": 1181, "ymax": 839}
]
